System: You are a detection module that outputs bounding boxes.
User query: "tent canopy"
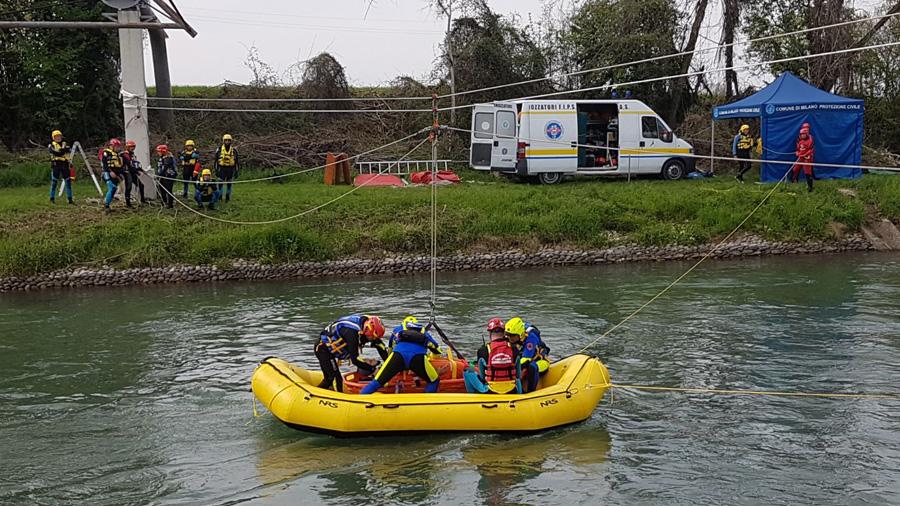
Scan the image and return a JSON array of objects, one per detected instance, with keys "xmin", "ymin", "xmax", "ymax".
[{"xmin": 712, "ymin": 72, "xmax": 864, "ymax": 182}]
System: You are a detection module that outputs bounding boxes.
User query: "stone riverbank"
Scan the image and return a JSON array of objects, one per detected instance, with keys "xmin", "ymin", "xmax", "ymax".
[{"xmin": 0, "ymin": 235, "xmax": 875, "ymax": 292}]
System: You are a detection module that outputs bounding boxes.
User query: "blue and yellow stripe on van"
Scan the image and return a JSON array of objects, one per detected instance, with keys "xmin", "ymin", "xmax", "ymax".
[
  {"xmin": 525, "ymin": 148, "xmax": 577, "ymax": 160},
  {"xmin": 619, "ymin": 147, "xmax": 692, "ymax": 158}
]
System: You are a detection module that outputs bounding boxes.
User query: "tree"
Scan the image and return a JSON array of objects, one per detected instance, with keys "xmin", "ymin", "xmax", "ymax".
[
  {"xmin": 298, "ymin": 52, "xmax": 350, "ymax": 111},
  {"xmin": 0, "ymin": 0, "xmax": 121, "ymax": 149},
  {"xmin": 565, "ymin": 0, "xmax": 683, "ymax": 117}
]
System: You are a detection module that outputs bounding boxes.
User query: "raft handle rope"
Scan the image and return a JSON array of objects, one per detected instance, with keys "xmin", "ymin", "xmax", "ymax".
[
  {"xmin": 584, "ymin": 383, "xmax": 899, "ymax": 400},
  {"xmin": 158, "ymin": 135, "xmax": 431, "ymax": 225}
]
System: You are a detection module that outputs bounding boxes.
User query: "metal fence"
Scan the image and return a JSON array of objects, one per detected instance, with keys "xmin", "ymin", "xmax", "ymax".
[{"xmin": 355, "ymin": 160, "xmax": 450, "ymax": 175}]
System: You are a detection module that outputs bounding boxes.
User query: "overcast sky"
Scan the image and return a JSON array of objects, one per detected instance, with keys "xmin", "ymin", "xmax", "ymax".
[{"xmin": 144, "ymin": 0, "xmax": 549, "ymax": 87}]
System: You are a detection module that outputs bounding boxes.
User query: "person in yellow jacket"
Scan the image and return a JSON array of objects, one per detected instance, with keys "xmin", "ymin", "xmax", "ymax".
[
  {"xmin": 48, "ymin": 130, "xmax": 73, "ymax": 204},
  {"xmin": 213, "ymin": 134, "xmax": 239, "ymax": 202},
  {"xmin": 732, "ymin": 124, "xmax": 763, "ymax": 183}
]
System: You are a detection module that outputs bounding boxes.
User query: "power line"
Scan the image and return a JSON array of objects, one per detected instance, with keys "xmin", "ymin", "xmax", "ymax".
[
  {"xmin": 142, "ymin": 105, "xmax": 432, "ymax": 114},
  {"xmin": 438, "ymin": 40, "xmax": 900, "ymax": 111},
  {"xmin": 145, "ymin": 95, "xmax": 433, "ymax": 103},
  {"xmin": 435, "ymin": 11, "xmax": 900, "ymax": 101},
  {"xmin": 188, "ymin": 15, "xmax": 443, "ymax": 35}
]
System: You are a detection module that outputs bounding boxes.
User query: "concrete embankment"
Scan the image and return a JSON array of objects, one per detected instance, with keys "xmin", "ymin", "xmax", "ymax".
[{"xmin": 0, "ymin": 235, "xmax": 875, "ymax": 293}]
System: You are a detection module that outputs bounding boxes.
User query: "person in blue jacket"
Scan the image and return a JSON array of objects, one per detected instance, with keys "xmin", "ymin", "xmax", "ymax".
[
  {"xmin": 314, "ymin": 314, "xmax": 389, "ymax": 392},
  {"xmin": 504, "ymin": 317, "xmax": 550, "ymax": 393},
  {"xmin": 361, "ymin": 320, "xmax": 441, "ymax": 394}
]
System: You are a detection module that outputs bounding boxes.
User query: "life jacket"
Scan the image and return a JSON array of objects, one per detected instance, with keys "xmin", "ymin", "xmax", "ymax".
[
  {"xmin": 103, "ymin": 148, "xmax": 123, "ymax": 170},
  {"xmin": 736, "ymin": 133, "xmax": 754, "ymax": 151},
  {"xmin": 197, "ymin": 179, "xmax": 217, "ymax": 197},
  {"xmin": 49, "ymin": 141, "xmax": 69, "ymax": 162},
  {"xmin": 796, "ymin": 137, "xmax": 814, "ymax": 161},
  {"xmin": 486, "ymin": 339, "xmax": 517, "ymax": 382},
  {"xmin": 158, "ymin": 155, "xmax": 178, "ymax": 177},
  {"xmin": 320, "ymin": 315, "xmax": 364, "ymax": 358},
  {"xmin": 217, "ymin": 145, "xmax": 236, "ymax": 167},
  {"xmin": 179, "ymin": 150, "xmax": 198, "ymax": 169}
]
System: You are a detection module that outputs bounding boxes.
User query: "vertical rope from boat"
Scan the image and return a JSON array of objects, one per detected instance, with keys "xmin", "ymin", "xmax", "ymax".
[{"xmin": 430, "ymin": 94, "xmax": 439, "ymax": 322}]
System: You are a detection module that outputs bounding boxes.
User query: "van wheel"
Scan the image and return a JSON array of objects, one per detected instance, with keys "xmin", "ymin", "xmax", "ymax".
[
  {"xmin": 662, "ymin": 160, "xmax": 686, "ymax": 180},
  {"xmin": 538, "ymin": 172, "xmax": 563, "ymax": 185}
]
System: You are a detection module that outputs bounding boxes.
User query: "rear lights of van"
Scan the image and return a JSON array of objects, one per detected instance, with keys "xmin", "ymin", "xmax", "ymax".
[{"xmin": 517, "ymin": 142, "xmax": 529, "ymax": 161}]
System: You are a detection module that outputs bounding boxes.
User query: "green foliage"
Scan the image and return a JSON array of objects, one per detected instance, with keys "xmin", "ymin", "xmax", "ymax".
[{"xmin": 0, "ymin": 0, "xmax": 121, "ymax": 150}]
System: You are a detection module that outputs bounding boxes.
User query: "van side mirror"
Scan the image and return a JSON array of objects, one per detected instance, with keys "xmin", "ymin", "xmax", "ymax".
[{"xmin": 661, "ymin": 130, "xmax": 673, "ymax": 143}]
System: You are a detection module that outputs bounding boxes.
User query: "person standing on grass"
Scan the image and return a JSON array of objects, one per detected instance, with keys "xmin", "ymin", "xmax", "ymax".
[
  {"xmin": 122, "ymin": 140, "xmax": 147, "ymax": 208},
  {"xmin": 213, "ymin": 134, "xmax": 239, "ymax": 202},
  {"xmin": 733, "ymin": 124, "xmax": 757, "ymax": 183},
  {"xmin": 48, "ymin": 130, "xmax": 74, "ymax": 204},
  {"xmin": 793, "ymin": 123, "xmax": 815, "ymax": 193},
  {"xmin": 155, "ymin": 144, "xmax": 178, "ymax": 209},
  {"xmin": 178, "ymin": 140, "xmax": 200, "ymax": 197},
  {"xmin": 100, "ymin": 138, "xmax": 125, "ymax": 211}
]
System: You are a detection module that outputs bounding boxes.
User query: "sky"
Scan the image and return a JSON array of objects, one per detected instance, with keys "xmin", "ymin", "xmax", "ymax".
[{"xmin": 144, "ymin": 0, "xmax": 549, "ymax": 87}]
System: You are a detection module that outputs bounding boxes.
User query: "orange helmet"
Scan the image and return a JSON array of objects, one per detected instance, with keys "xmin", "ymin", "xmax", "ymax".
[
  {"xmin": 125, "ymin": 140, "xmax": 136, "ymax": 149},
  {"xmin": 109, "ymin": 138, "xmax": 122, "ymax": 149},
  {"xmin": 156, "ymin": 144, "xmax": 168, "ymax": 154},
  {"xmin": 487, "ymin": 318, "xmax": 505, "ymax": 332},
  {"xmin": 362, "ymin": 316, "xmax": 385, "ymax": 340}
]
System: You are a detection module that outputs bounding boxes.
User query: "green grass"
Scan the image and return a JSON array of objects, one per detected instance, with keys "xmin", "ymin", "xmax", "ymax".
[{"xmin": 0, "ymin": 170, "xmax": 895, "ymax": 277}]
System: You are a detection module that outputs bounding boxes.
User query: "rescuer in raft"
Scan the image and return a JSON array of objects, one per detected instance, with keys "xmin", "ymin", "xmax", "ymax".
[
  {"xmin": 505, "ymin": 317, "xmax": 550, "ymax": 393},
  {"xmin": 48, "ymin": 129, "xmax": 74, "ymax": 204},
  {"xmin": 315, "ymin": 315, "xmax": 389, "ymax": 392},
  {"xmin": 361, "ymin": 320, "xmax": 442, "ymax": 394},
  {"xmin": 388, "ymin": 316, "xmax": 441, "ymax": 353},
  {"xmin": 464, "ymin": 318, "xmax": 522, "ymax": 394},
  {"xmin": 213, "ymin": 134, "xmax": 239, "ymax": 202},
  {"xmin": 793, "ymin": 123, "xmax": 815, "ymax": 193},
  {"xmin": 100, "ymin": 138, "xmax": 125, "ymax": 210}
]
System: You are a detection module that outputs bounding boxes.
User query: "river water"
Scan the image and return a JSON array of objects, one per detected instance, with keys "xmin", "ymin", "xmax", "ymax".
[{"xmin": 1, "ymin": 253, "xmax": 899, "ymax": 505}]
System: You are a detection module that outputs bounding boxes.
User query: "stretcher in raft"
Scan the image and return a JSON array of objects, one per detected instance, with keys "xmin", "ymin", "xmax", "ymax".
[
  {"xmin": 341, "ymin": 357, "xmax": 470, "ymax": 394},
  {"xmin": 251, "ymin": 354, "xmax": 611, "ymax": 436}
]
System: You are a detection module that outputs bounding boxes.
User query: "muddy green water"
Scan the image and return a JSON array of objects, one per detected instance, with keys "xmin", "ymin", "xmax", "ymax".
[{"xmin": 1, "ymin": 253, "xmax": 899, "ymax": 505}]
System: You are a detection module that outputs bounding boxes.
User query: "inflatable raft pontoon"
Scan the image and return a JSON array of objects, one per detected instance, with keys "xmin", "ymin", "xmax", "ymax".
[{"xmin": 251, "ymin": 354, "xmax": 610, "ymax": 436}]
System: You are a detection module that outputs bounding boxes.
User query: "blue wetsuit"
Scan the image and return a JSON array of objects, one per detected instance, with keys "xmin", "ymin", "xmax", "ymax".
[
  {"xmin": 314, "ymin": 314, "xmax": 388, "ymax": 392},
  {"xmin": 516, "ymin": 323, "xmax": 550, "ymax": 393},
  {"xmin": 361, "ymin": 323, "xmax": 440, "ymax": 394}
]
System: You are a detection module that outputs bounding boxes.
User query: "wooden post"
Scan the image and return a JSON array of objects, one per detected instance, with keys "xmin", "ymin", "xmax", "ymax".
[
  {"xmin": 336, "ymin": 152, "xmax": 351, "ymax": 184},
  {"xmin": 324, "ymin": 152, "xmax": 337, "ymax": 185}
]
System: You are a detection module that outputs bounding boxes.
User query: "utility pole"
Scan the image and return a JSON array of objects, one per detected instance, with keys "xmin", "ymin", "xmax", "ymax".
[{"xmin": 119, "ymin": 8, "xmax": 151, "ymax": 185}]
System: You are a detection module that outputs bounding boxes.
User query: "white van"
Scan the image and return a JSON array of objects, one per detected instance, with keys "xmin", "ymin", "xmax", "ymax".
[{"xmin": 469, "ymin": 99, "xmax": 695, "ymax": 184}]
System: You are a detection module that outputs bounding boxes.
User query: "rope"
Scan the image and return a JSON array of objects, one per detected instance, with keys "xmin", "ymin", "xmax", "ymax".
[
  {"xmin": 446, "ymin": 126, "xmax": 900, "ymax": 173},
  {"xmin": 429, "ymin": 95, "xmax": 439, "ymax": 322},
  {"xmin": 436, "ymin": 12, "xmax": 900, "ymax": 100},
  {"xmin": 143, "ymin": 105, "xmax": 432, "ymax": 114},
  {"xmin": 153, "ymin": 129, "xmax": 426, "ymax": 185},
  {"xmin": 146, "ymin": 95, "xmax": 433, "ymax": 102},
  {"xmin": 609, "ymin": 383, "xmax": 899, "ymax": 399},
  {"xmin": 575, "ymin": 165, "xmax": 794, "ymax": 353},
  {"xmin": 159, "ymin": 136, "xmax": 430, "ymax": 226},
  {"xmin": 438, "ymin": 40, "xmax": 900, "ymax": 111}
]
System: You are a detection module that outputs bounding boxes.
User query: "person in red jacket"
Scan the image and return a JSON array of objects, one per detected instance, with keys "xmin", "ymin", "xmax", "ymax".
[{"xmin": 793, "ymin": 123, "xmax": 815, "ymax": 193}]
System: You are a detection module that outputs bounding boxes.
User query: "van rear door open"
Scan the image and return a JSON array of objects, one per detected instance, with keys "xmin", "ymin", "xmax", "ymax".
[
  {"xmin": 491, "ymin": 102, "xmax": 517, "ymax": 172},
  {"xmin": 470, "ymin": 104, "xmax": 495, "ymax": 170}
]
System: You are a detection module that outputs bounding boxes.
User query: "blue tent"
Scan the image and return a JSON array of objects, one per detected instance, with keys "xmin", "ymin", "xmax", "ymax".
[{"xmin": 712, "ymin": 72, "xmax": 864, "ymax": 182}]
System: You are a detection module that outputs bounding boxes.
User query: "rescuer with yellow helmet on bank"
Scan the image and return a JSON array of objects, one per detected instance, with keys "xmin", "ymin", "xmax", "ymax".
[
  {"xmin": 733, "ymin": 124, "xmax": 762, "ymax": 183},
  {"xmin": 100, "ymin": 138, "xmax": 124, "ymax": 210},
  {"xmin": 194, "ymin": 168, "xmax": 221, "ymax": 210},
  {"xmin": 48, "ymin": 130, "xmax": 74, "ymax": 204},
  {"xmin": 504, "ymin": 317, "xmax": 550, "ymax": 393},
  {"xmin": 213, "ymin": 134, "xmax": 239, "ymax": 202},
  {"xmin": 178, "ymin": 139, "xmax": 200, "ymax": 197}
]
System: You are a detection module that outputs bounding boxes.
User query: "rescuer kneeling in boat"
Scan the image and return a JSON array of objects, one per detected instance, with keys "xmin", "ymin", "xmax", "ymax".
[
  {"xmin": 361, "ymin": 321, "xmax": 441, "ymax": 394},
  {"xmin": 315, "ymin": 315, "xmax": 389, "ymax": 392},
  {"xmin": 463, "ymin": 318, "xmax": 522, "ymax": 394},
  {"xmin": 505, "ymin": 317, "xmax": 550, "ymax": 393}
]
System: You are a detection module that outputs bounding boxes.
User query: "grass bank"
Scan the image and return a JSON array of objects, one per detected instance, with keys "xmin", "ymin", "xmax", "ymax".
[{"xmin": 0, "ymin": 170, "xmax": 897, "ymax": 277}]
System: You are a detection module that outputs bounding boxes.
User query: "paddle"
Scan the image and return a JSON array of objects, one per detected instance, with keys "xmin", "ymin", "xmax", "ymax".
[{"xmin": 426, "ymin": 321, "xmax": 466, "ymax": 362}]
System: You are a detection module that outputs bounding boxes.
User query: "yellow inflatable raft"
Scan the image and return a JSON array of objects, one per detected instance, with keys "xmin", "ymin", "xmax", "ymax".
[{"xmin": 251, "ymin": 354, "xmax": 611, "ymax": 436}]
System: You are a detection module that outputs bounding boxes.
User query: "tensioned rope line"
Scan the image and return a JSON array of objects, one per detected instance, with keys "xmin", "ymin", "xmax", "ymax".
[
  {"xmin": 607, "ymin": 383, "xmax": 899, "ymax": 399},
  {"xmin": 143, "ymin": 105, "xmax": 433, "ymax": 114},
  {"xmin": 158, "ymin": 136, "xmax": 431, "ymax": 226},
  {"xmin": 153, "ymin": 128, "xmax": 426, "ymax": 185},
  {"xmin": 576, "ymin": 167, "xmax": 793, "ymax": 353},
  {"xmin": 437, "ymin": 40, "xmax": 900, "ymax": 111},
  {"xmin": 429, "ymin": 96, "xmax": 440, "ymax": 322},
  {"xmin": 445, "ymin": 126, "xmax": 900, "ymax": 173},
  {"xmin": 435, "ymin": 11, "xmax": 900, "ymax": 100},
  {"xmin": 145, "ymin": 96, "xmax": 433, "ymax": 102}
]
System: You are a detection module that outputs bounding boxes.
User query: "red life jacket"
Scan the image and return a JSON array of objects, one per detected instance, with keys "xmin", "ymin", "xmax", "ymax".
[
  {"xmin": 486, "ymin": 339, "xmax": 517, "ymax": 382},
  {"xmin": 796, "ymin": 136, "xmax": 814, "ymax": 161}
]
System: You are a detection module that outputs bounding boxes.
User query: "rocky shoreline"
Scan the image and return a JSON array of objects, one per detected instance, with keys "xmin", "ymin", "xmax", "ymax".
[{"xmin": 0, "ymin": 235, "xmax": 875, "ymax": 293}]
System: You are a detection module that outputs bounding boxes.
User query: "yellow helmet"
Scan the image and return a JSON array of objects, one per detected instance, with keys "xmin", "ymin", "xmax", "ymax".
[
  {"xmin": 185, "ymin": 139, "xmax": 195, "ymax": 148},
  {"xmin": 51, "ymin": 130, "xmax": 62, "ymax": 138},
  {"xmin": 402, "ymin": 316, "xmax": 418, "ymax": 330},
  {"xmin": 200, "ymin": 168, "xmax": 212, "ymax": 178},
  {"xmin": 505, "ymin": 317, "xmax": 525, "ymax": 337},
  {"xmin": 740, "ymin": 124, "xmax": 750, "ymax": 132},
  {"xmin": 222, "ymin": 134, "xmax": 233, "ymax": 142}
]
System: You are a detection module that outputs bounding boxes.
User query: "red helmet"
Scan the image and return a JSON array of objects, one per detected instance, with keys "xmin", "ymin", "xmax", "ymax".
[
  {"xmin": 156, "ymin": 144, "xmax": 168, "ymax": 154},
  {"xmin": 487, "ymin": 318, "xmax": 505, "ymax": 332},
  {"xmin": 802, "ymin": 122, "xmax": 811, "ymax": 129},
  {"xmin": 800, "ymin": 126, "xmax": 810, "ymax": 135},
  {"xmin": 109, "ymin": 138, "xmax": 122, "ymax": 149},
  {"xmin": 362, "ymin": 316, "xmax": 385, "ymax": 340},
  {"xmin": 125, "ymin": 140, "xmax": 136, "ymax": 149}
]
